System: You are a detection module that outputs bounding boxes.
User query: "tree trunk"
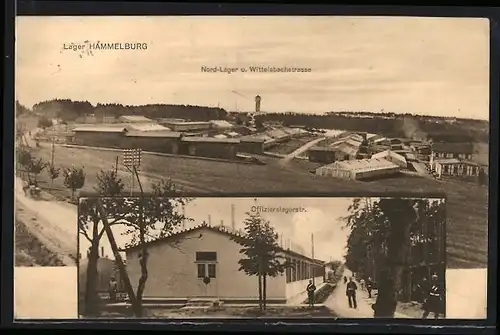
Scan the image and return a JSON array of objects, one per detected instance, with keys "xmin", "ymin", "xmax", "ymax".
[
  {"xmin": 372, "ymin": 219, "xmax": 412, "ymax": 318},
  {"xmin": 134, "ymin": 194, "xmax": 147, "ymax": 317},
  {"xmin": 135, "ymin": 245, "xmax": 148, "ymax": 317},
  {"xmin": 263, "ymin": 274, "xmax": 267, "ymax": 310},
  {"xmin": 95, "ymin": 199, "xmax": 140, "ymax": 317},
  {"xmin": 258, "ymin": 274, "xmax": 263, "ymax": 312},
  {"xmin": 84, "ymin": 220, "xmax": 100, "ymax": 316}
]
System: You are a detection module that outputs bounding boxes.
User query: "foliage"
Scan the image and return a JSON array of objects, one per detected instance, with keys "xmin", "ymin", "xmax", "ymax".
[
  {"xmin": 26, "ymin": 158, "xmax": 48, "ymax": 183},
  {"xmin": 17, "ymin": 148, "xmax": 33, "ymax": 170},
  {"xmin": 94, "ymin": 170, "xmax": 125, "ymax": 196},
  {"xmin": 38, "ymin": 116, "xmax": 53, "ymax": 129},
  {"xmin": 63, "ymin": 166, "xmax": 86, "ymax": 198},
  {"xmin": 302, "ymin": 284, "xmax": 335, "ymax": 304},
  {"xmin": 231, "ymin": 212, "xmax": 288, "ymax": 310},
  {"xmin": 48, "ymin": 165, "xmax": 61, "ymax": 186},
  {"xmin": 32, "ymin": 98, "xmax": 228, "ymax": 122},
  {"xmin": 78, "ymin": 178, "xmax": 192, "ymax": 317},
  {"xmin": 343, "ymin": 197, "xmax": 446, "ymax": 317},
  {"xmin": 478, "ymin": 168, "xmax": 487, "ymax": 186},
  {"xmin": 16, "ymin": 100, "xmax": 32, "ymax": 115}
]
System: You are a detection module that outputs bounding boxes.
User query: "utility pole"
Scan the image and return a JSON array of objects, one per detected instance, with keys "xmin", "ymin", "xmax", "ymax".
[{"xmin": 311, "ymin": 233, "xmax": 315, "ymax": 284}]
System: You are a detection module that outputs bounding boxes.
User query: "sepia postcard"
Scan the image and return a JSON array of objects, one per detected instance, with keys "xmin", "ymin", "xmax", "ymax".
[{"xmin": 13, "ymin": 16, "xmax": 489, "ymax": 320}]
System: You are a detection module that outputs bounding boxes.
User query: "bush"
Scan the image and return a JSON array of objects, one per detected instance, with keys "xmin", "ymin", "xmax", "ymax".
[{"xmin": 302, "ymin": 283, "xmax": 336, "ymax": 304}]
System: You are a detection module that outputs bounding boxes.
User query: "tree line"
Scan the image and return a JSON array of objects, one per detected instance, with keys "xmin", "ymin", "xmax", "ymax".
[
  {"xmin": 31, "ymin": 99, "xmax": 228, "ymax": 122},
  {"xmin": 256, "ymin": 113, "xmax": 488, "ymax": 143}
]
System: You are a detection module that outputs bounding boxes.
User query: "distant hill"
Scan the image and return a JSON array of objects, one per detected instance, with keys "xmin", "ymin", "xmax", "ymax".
[
  {"xmin": 256, "ymin": 111, "xmax": 489, "ymax": 144},
  {"xmin": 31, "ymin": 99, "xmax": 228, "ymax": 122}
]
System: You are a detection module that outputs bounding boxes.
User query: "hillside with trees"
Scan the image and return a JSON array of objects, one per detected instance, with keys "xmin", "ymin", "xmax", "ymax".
[
  {"xmin": 31, "ymin": 99, "xmax": 228, "ymax": 122},
  {"xmin": 256, "ymin": 112, "xmax": 489, "ymax": 143}
]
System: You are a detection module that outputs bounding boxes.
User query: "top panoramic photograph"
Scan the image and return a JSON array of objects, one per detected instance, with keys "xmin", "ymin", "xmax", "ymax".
[{"xmin": 14, "ymin": 16, "xmax": 489, "ymax": 271}]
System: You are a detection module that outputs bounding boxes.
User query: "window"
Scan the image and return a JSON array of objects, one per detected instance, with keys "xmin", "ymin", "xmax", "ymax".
[
  {"xmin": 196, "ymin": 252, "xmax": 217, "ymax": 262},
  {"xmin": 195, "ymin": 251, "xmax": 217, "ymax": 279},
  {"xmin": 207, "ymin": 264, "xmax": 216, "ymax": 278},
  {"xmin": 197, "ymin": 263, "xmax": 205, "ymax": 278}
]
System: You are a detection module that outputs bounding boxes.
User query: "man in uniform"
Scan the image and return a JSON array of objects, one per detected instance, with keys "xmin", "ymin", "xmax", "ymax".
[
  {"xmin": 108, "ymin": 276, "xmax": 118, "ymax": 303},
  {"xmin": 416, "ymin": 276, "xmax": 430, "ymax": 303},
  {"xmin": 366, "ymin": 277, "xmax": 374, "ymax": 298},
  {"xmin": 346, "ymin": 277, "xmax": 358, "ymax": 308},
  {"xmin": 360, "ymin": 278, "xmax": 366, "ymax": 291},
  {"xmin": 306, "ymin": 280, "xmax": 316, "ymax": 308},
  {"xmin": 422, "ymin": 274, "xmax": 443, "ymax": 319}
]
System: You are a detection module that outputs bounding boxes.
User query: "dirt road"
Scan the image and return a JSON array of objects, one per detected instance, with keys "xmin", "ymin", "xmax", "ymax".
[
  {"xmin": 15, "ymin": 177, "xmax": 77, "ymax": 266},
  {"xmin": 281, "ymin": 137, "xmax": 326, "ymax": 163},
  {"xmin": 324, "ymin": 268, "xmax": 410, "ymax": 318}
]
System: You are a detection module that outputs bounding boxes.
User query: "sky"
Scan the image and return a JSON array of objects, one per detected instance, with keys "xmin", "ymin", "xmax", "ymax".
[
  {"xmin": 16, "ymin": 16, "xmax": 489, "ymax": 120},
  {"xmin": 79, "ymin": 197, "xmax": 354, "ymax": 263}
]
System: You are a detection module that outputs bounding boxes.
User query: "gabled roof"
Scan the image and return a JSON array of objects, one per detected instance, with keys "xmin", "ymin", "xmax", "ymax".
[
  {"xmin": 125, "ymin": 130, "xmax": 182, "ymax": 138},
  {"xmin": 123, "ymin": 223, "xmax": 324, "ymax": 264},
  {"xmin": 73, "ymin": 126, "xmax": 127, "ymax": 133},
  {"xmin": 239, "ymin": 136, "xmax": 266, "ymax": 143},
  {"xmin": 211, "ymin": 120, "xmax": 234, "ymax": 128},
  {"xmin": 118, "ymin": 115, "xmax": 153, "ymax": 123},
  {"xmin": 181, "ymin": 136, "xmax": 240, "ymax": 144},
  {"xmin": 125, "ymin": 123, "xmax": 170, "ymax": 132}
]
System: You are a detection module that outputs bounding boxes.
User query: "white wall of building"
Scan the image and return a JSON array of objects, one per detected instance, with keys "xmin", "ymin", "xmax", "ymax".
[{"xmin": 125, "ymin": 227, "xmax": 287, "ymax": 300}]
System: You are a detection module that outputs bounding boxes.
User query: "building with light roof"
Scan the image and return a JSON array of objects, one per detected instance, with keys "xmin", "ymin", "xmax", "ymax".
[{"xmin": 315, "ymin": 158, "xmax": 400, "ymax": 180}]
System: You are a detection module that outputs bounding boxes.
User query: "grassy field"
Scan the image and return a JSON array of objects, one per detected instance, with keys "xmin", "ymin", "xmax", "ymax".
[
  {"xmin": 24, "ymin": 142, "xmax": 488, "ymax": 269},
  {"xmin": 15, "ymin": 219, "xmax": 65, "ymax": 267}
]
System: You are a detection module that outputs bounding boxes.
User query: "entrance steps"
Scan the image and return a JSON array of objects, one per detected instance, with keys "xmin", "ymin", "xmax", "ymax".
[{"xmin": 181, "ymin": 298, "xmax": 223, "ymax": 310}]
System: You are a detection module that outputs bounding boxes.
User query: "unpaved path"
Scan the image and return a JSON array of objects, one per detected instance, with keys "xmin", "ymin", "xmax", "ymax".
[
  {"xmin": 15, "ymin": 177, "xmax": 77, "ymax": 266},
  {"xmin": 324, "ymin": 268, "xmax": 410, "ymax": 318}
]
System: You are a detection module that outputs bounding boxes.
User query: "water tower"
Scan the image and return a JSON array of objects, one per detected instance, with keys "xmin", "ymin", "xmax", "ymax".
[{"xmin": 255, "ymin": 95, "xmax": 261, "ymax": 113}]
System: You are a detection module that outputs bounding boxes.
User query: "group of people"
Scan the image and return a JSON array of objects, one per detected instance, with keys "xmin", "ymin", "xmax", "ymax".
[
  {"xmin": 417, "ymin": 274, "xmax": 445, "ymax": 319},
  {"xmin": 341, "ymin": 273, "xmax": 443, "ymax": 318}
]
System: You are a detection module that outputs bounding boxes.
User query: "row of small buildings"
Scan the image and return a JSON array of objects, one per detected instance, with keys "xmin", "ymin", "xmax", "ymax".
[
  {"xmin": 68, "ymin": 122, "xmax": 309, "ymax": 160},
  {"xmin": 79, "ymin": 223, "xmax": 331, "ymax": 304},
  {"xmin": 311, "ymin": 133, "xmax": 483, "ymax": 181}
]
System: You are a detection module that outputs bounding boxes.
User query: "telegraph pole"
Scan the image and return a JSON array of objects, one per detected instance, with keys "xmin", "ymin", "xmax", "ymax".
[{"xmin": 311, "ymin": 233, "xmax": 315, "ymax": 284}]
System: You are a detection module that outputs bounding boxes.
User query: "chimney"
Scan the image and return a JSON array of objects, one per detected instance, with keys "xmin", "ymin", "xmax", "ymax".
[
  {"xmin": 208, "ymin": 215, "xmax": 212, "ymax": 226},
  {"xmin": 220, "ymin": 219, "xmax": 224, "ymax": 227}
]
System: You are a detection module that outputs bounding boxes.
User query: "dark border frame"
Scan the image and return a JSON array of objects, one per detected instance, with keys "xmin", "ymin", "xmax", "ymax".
[{"xmin": 3, "ymin": 3, "xmax": 498, "ymax": 333}]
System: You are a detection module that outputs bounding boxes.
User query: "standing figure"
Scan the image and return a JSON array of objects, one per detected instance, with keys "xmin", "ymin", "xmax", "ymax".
[
  {"xmin": 366, "ymin": 277, "xmax": 373, "ymax": 298},
  {"xmin": 306, "ymin": 280, "xmax": 317, "ymax": 308},
  {"xmin": 422, "ymin": 274, "xmax": 443, "ymax": 319},
  {"xmin": 416, "ymin": 277, "xmax": 430, "ymax": 303},
  {"xmin": 360, "ymin": 278, "xmax": 366, "ymax": 291},
  {"xmin": 343, "ymin": 276, "xmax": 347, "ymax": 284},
  {"xmin": 108, "ymin": 276, "xmax": 118, "ymax": 303},
  {"xmin": 346, "ymin": 277, "xmax": 358, "ymax": 309}
]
